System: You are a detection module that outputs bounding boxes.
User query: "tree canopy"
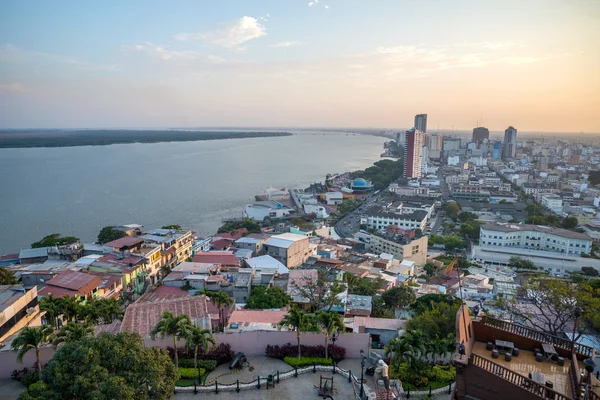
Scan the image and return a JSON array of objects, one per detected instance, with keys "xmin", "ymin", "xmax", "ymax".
[
  {"xmin": 406, "ymin": 300, "xmax": 460, "ymax": 339},
  {"xmin": 508, "ymin": 256, "xmax": 537, "ymax": 270},
  {"xmin": 97, "ymin": 226, "xmax": 127, "ymax": 244},
  {"xmin": 31, "ymin": 234, "xmax": 79, "ymax": 248},
  {"xmin": 290, "ymin": 270, "xmax": 346, "ymax": 312},
  {"xmin": 444, "ymin": 203, "xmax": 461, "ymax": 219},
  {"xmin": 0, "ymin": 267, "xmax": 18, "ymax": 285},
  {"xmin": 245, "ymin": 286, "xmax": 292, "ymax": 309},
  {"xmin": 561, "ymin": 216, "xmax": 579, "ymax": 230},
  {"xmin": 345, "ymin": 274, "xmax": 385, "ymax": 296},
  {"xmin": 18, "ymin": 333, "xmax": 178, "ymax": 400},
  {"xmin": 349, "ymin": 159, "xmax": 404, "ymax": 190},
  {"xmin": 161, "ymin": 224, "xmax": 181, "ymax": 230},
  {"xmin": 457, "ymin": 212, "xmax": 478, "ymax": 222},
  {"xmin": 381, "ymin": 285, "xmax": 416, "ymax": 309},
  {"xmin": 588, "ymin": 170, "xmax": 600, "ymax": 186},
  {"xmin": 217, "ymin": 218, "xmax": 261, "ymax": 234}
]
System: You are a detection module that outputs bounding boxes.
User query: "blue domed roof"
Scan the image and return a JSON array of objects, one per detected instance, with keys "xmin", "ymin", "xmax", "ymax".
[{"xmin": 353, "ymin": 178, "xmax": 368, "ymax": 187}]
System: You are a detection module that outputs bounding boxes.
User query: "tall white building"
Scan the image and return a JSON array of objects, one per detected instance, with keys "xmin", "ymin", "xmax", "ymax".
[
  {"xmin": 421, "ymin": 145, "xmax": 429, "ymax": 175},
  {"xmin": 502, "ymin": 126, "xmax": 517, "ymax": 159},
  {"xmin": 404, "ymin": 129, "xmax": 423, "ymax": 179}
]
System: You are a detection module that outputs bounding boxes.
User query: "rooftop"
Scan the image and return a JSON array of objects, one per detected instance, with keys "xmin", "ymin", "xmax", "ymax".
[
  {"xmin": 481, "ymin": 223, "xmax": 591, "ymax": 240},
  {"xmin": 42, "ymin": 270, "xmax": 102, "ymax": 295},
  {"xmin": 192, "ymin": 251, "xmax": 239, "ymax": 266},
  {"xmin": 173, "ymin": 262, "xmax": 218, "ymax": 274},
  {"xmin": 264, "ymin": 233, "xmax": 308, "ymax": 249},
  {"xmin": 103, "ymin": 236, "xmax": 144, "ymax": 248},
  {"xmin": 228, "ymin": 310, "xmax": 287, "ymax": 325},
  {"xmin": 245, "ymin": 255, "xmax": 289, "ymax": 274},
  {"xmin": 365, "ymin": 206, "xmax": 428, "ymax": 221},
  {"xmin": 353, "ymin": 316, "xmax": 406, "ymax": 331},
  {"xmin": 19, "ymin": 248, "xmax": 50, "ymax": 259},
  {"xmin": 345, "ymin": 294, "xmax": 372, "ymax": 316},
  {"xmin": 0, "ymin": 285, "xmax": 29, "ymax": 312}
]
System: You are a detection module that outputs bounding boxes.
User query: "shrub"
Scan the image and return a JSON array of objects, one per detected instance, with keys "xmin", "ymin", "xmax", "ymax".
[
  {"xmin": 11, "ymin": 367, "xmax": 29, "ymax": 381},
  {"xmin": 283, "ymin": 356, "xmax": 333, "ymax": 367},
  {"xmin": 178, "ymin": 359, "xmax": 217, "ymax": 372},
  {"xmin": 431, "ymin": 365, "xmax": 456, "ymax": 382},
  {"xmin": 167, "ymin": 343, "xmax": 234, "ymax": 366},
  {"xmin": 178, "ymin": 367, "xmax": 206, "ymax": 380},
  {"xmin": 265, "ymin": 343, "xmax": 346, "ymax": 362},
  {"xmin": 411, "ymin": 375, "xmax": 429, "ymax": 388},
  {"xmin": 20, "ymin": 371, "xmax": 40, "ymax": 388}
]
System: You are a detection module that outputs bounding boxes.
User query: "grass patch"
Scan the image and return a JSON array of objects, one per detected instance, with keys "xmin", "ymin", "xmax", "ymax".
[
  {"xmin": 283, "ymin": 356, "xmax": 333, "ymax": 367},
  {"xmin": 176, "ymin": 379, "xmax": 198, "ymax": 387}
]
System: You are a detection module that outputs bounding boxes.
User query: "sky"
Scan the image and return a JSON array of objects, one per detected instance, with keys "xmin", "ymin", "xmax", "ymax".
[{"xmin": 0, "ymin": 0, "xmax": 599, "ymax": 132}]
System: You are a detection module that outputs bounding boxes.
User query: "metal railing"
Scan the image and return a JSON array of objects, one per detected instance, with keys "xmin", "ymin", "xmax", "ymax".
[
  {"xmin": 471, "ymin": 353, "xmax": 571, "ymax": 400},
  {"xmin": 481, "ymin": 316, "xmax": 596, "ymax": 358},
  {"xmin": 174, "ymin": 362, "xmax": 370, "ymax": 399}
]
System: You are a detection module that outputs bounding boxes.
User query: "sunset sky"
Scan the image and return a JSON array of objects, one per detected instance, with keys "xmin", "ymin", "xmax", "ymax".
[{"xmin": 1, "ymin": 0, "xmax": 599, "ymax": 132}]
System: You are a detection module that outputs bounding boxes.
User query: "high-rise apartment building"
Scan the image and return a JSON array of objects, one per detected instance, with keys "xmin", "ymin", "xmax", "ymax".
[
  {"xmin": 472, "ymin": 127, "xmax": 489, "ymax": 144},
  {"xmin": 414, "ymin": 114, "xmax": 427, "ymax": 133},
  {"xmin": 404, "ymin": 129, "xmax": 423, "ymax": 178},
  {"xmin": 429, "ymin": 133, "xmax": 442, "ymax": 151},
  {"xmin": 492, "ymin": 140, "xmax": 502, "ymax": 159},
  {"xmin": 503, "ymin": 126, "xmax": 517, "ymax": 159}
]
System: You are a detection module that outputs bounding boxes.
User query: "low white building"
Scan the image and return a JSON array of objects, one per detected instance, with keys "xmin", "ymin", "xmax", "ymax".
[
  {"xmin": 365, "ymin": 207, "xmax": 428, "ymax": 232},
  {"xmin": 325, "ymin": 192, "xmax": 343, "ymax": 205},
  {"xmin": 303, "ymin": 203, "xmax": 329, "ymax": 219},
  {"xmin": 540, "ymin": 193, "xmax": 563, "ymax": 214},
  {"xmin": 447, "ymin": 155, "xmax": 460, "ymax": 166},
  {"xmin": 243, "ymin": 201, "xmax": 292, "ymax": 221}
]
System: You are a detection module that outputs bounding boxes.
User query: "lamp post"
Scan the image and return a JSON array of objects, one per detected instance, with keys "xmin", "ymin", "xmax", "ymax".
[
  {"xmin": 571, "ymin": 306, "xmax": 583, "ymax": 353},
  {"xmin": 360, "ymin": 349, "xmax": 366, "ymax": 398},
  {"xmin": 583, "ymin": 358, "xmax": 596, "ymax": 400}
]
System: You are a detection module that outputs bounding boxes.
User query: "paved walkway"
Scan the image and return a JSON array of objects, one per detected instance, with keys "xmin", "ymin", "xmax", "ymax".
[
  {"xmin": 204, "ymin": 356, "xmax": 291, "ymax": 385},
  {"xmin": 0, "ymin": 379, "xmax": 25, "ymax": 400}
]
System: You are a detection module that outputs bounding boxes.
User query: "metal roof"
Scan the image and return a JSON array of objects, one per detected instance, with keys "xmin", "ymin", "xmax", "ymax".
[
  {"xmin": 245, "ymin": 255, "xmax": 289, "ymax": 274},
  {"xmin": 19, "ymin": 248, "xmax": 49, "ymax": 259}
]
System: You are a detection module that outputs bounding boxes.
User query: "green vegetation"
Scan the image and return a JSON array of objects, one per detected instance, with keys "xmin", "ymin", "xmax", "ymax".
[
  {"xmin": 392, "ymin": 363, "xmax": 456, "ymax": 390},
  {"xmin": 278, "ymin": 305, "xmax": 320, "ymax": 360},
  {"xmin": 561, "ymin": 216, "xmax": 579, "ymax": 230},
  {"xmin": 582, "ymin": 266, "xmax": 599, "ymax": 277},
  {"xmin": 16, "ymin": 332, "xmax": 178, "ymax": 400},
  {"xmin": 457, "ymin": 212, "xmax": 477, "ymax": 222},
  {"xmin": 245, "ymin": 286, "xmax": 292, "ymax": 309},
  {"xmin": 283, "ymin": 356, "xmax": 333, "ymax": 367},
  {"xmin": 350, "ymin": 159, "xmax": 404, "ymax": 190},
  {"xmin": 178, "ymin": 367, "xmax": 206, "ymax": 380},
  {"xmin": 588, "ymin": 170, "xmax": 600, "ymax": 186},
  {"xmin": 97, "ymin": 226, "xmax": 127, "ymax": 244},
  {"xmin": 444, "ymin": 203, "xmax": 461, "ymax": 219},
  {"xmin": 423, "ymin": 263, "xmax": 436, "ymax": 277},
  {"xmin": 460, "ymin": 220, "xmax": 484, "ymax": 241},
  {"xmin": 290, "ymin": 217, "xmax": 314, "ymax": 231},
  {"xmin": 39, "ymin": 296, "xmax": 123, "ymax": 328},
  {"xmin": 407, "ymin": 300, "xmax": 460, "ymax": 339},
  {"xmin": 217, "ymin": 218, "xmax": 261, "ymax": 234},
  {"xmin": 508, "ymin": 256, "xmax": 538, "ymax": 270},
  {"xmin": 316, "ymin": 311, "xmax": 345, "ymax": 359},
  {"xmin": 372, "ymin": 297, "xmax": 397, "ymax": 318},
  {"xmin": 161, "ymin": 224, "xmax": 182, "ymax": 230},
  {"xmin": 289, "ymin": 270, "xmax": 346, "ymax": 312},
  {"xmin": 0, "ymin": 267, "xmax": 18, "ymax": 284},
  {"xmin": 428, "ymin": 234, "xmax": 465, "ymax": 252},
  {"xmin": 151, "ymin": 311, "xmax": 193, "ymax": 369},
  {"xmin": 198, "ymin": 290, "xmax": 234, "ymax": 332},
  {"xmin": 344, "ymin": 273, "xmax": 385, "ymax": 296},
  {"xmin": 381, "ymin": 285, "xmax": 416, "ymax": 309},
  {"xmin": 11, "ymin": 325, "xmax": 54, "ymax": 380},
  {"xmin": 31, "ymin": 233, "xmax": 79, "ymax": 249},
  {"xmin": 51, "ymin": 323, "xmax": 94, "ymax": 348},
  {"xmin": 337, "ymin": 199, "xmax": 362, "ymax": 215}
]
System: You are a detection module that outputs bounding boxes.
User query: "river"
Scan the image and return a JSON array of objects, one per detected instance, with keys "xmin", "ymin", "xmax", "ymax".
[{"xmin": 0, "ymin": 131, "xmax": 387, "ymax": 254}]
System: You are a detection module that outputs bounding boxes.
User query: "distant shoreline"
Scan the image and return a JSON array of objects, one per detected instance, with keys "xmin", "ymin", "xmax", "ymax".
[{"xmin": 0, "ymin": 130, "xmax": 293, "ymax": 149}]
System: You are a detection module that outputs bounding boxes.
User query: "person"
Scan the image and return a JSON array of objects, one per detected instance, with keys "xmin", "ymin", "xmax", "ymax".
[{"xmin": 374, "ymin": 359, "xmax": 390, "ymax": 390}]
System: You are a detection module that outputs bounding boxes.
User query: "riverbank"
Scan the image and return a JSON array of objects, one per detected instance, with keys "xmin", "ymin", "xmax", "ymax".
[{"xmin": 0, "ymin": 130, "xmax": 292, "ymax": 148}]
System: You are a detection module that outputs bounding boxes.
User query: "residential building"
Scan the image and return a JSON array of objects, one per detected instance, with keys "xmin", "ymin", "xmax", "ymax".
[
  {"xmin": 540, "ymin": 193, "xmax": 564, "ymax": 214},
  {"xmin": 225, "ymin": 310, "xmax": 288, "ymax": 332},
  {"xmin": 453, "ymin": 306, "xmax": 598, "ymax": 400},
  {"xmin": 404, "ymin": 129, "xmax": 423, "ymax": 179},
  {"xmin": 429, "ymin": 133, "xmax": 442, "ymax": 151},
  {"xmin": 502, "ymin": 126, "xmax": 517, "ymax": 159},
  {"xmin": 37, "ymin": 270, "xmax": 103, "ymax": 301},
  {"xmin": 325, "ymin": 191, "xmax": 343, "ymax": 205},
  {"xmin": 443, "ymin": 138, "xmax": 461, "ymax": 152},
  {"xmin": 351, "ymin": 316, "xmax": 407, "ymax": 346},
  {"xmin": 243, "ymin": 200, "xmax": 292, "ymax": 221},
  {"xmin": 472, "ymin": 127, "xmax": 489, "ymax": 144},
  {"xmin": 581, "ymin": 224, "xmax": 600, "ymax": 242},
  {"xmin": 262, "ymin": 233, "xmax": 311, "ymax": 268},
  {"xmin": 192, "ymin": 251, "xmax": 240, "ymax": 269},
  {"xmin": 141, "ymin": 228, "xmax": 194, "ymax": 269},
  {"xmin": 103, "ymin": 236, "xmax": 145, "ymax": 253},
  {"xmin": 365, "ymin": 207, "xmax": 428, "ymax": 232},
  {"xmin": 18, "ymin": 248, "xmax": 50, "ymax": 264},
  {"xmin": 414, "ymin": 113, "xmax": 427, "ymax": 133},
  {"xmin": 344, "ymin": 294, "xmax": 372, "ymax": 317},
  {"xmin": 479, "ymin": 223, "xmax": 591, "ymax": 255},
  {"xmin": 234, "ymin": 234, "xmax": 271, "ymax": 256},
  {"xmin": 367, "ymin": 233, "xmax": 429, "ymax": 265},
  {"xmin": 0, "ymin": 285, "xmax": 41, "ymax": 342}
]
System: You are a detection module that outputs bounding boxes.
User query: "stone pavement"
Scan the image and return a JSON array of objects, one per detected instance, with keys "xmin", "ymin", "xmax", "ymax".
[
  {"xmin": 203, "ymin": 356, "xmax": 291, "ymax": 385},
  {"xmin": 0, "ymin": 379, "xmax": 25, "ymax": 400}
]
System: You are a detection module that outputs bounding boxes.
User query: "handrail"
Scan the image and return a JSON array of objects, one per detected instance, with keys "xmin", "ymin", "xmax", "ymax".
[
  {"xmin": 471, "ymin": 353, "xmax": 572, "ymax": 400},
  {"xmin": 569, "ymin": 353, "xmax": 581, "ymax": 400},
  {"xmin": 481, "ymin": 316, "xmax": 596, "ymax": 358}
]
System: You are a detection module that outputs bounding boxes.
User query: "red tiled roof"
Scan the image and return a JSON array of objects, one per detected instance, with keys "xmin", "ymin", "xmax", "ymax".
[
  {"xmin": 138, "ymin": 285, "xmax": 189, "ymax": 302},
  {"xmin": 316, "ymin": 258, "xmax": 344, "ymax": 265},
  {"xmin": 210, "ymin": 239, "xmax": 232, "ymax": 250},
  {"xmin": 38, "ymin": 286, "xmax": 79, "ymax": 298},
  {"xmin": 43, "ymin": 270, "xmax": 102, "ymax": 295},
  {"xmin": 193, "ymin": 252, "xmax": 239, "ymax": 266},
  {"xmin": 0, "ymin": 253, "xmax": 19, "ymax": 261},
  {"xmin": 229, "ymin": 310, "xmax": 287, "ymax": 325},
  {"xmin": 103, "ymin": 236, "xmax": 144, "ymax": 248},
  {"xmin": 120, "ymin": 296, "xmax": 218, "ymax": 338}
]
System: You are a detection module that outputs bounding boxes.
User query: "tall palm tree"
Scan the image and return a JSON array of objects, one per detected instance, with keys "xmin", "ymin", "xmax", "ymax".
[
  {"xmin": 343, "ymin": 272, "xmax": 360, "ymax": 289},
  {"xmin": 58, "ymin": 296, "xmax": 81, "ymax": 322},
  {"xmin": 184, "ymin": 326, "xmax": 216, "ymax": 382},
  {"xmin": 204, "ymin": 291, "xmax": 233, "ymax": 332},
  {"xmin": 39, "ymin": 295, "xmax": 61, "ymax": 329},
  {"xmin": 316, "ymin": 311, "xmax": 344, "ymax": 359},
  {"xmin": 151, "ymin": 311, "xmax": 192, "ymax": 369},
  {"xmin": 279, "ymin": 305, "xmax": 317, "ymax": 360},
  {"xmin": 51, "ymin": 322, "xmax": 94, "ymax": 348},
  {"xmin": 11, "ymin": 325, "xmax": 54, "ymax": 380}
]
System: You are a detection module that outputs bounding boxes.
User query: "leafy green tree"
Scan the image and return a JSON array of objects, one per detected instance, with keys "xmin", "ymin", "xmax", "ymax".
[
  {"xmin": 278, "ymin": 305, "xmax": 318, "ymax": 360},
  {"xmin": 151, "ymin": 311, "xmax": 193, "ymax": 369},
  {"xmin": 371, "ymin": 297, "xmax": 396, "ymax": 318},
  {"xmin": 202, "ymin": 290, "xmax": 234, "ymax": 332},
  {"xmin": 217, "ymin": 218, "xmax": 261, "ymax": 234},
  {"xmin": 97, "ymin": 226, "xmax": 127, "ymax": 244},
  {"xmin": 582, "ymin": 267, "xmax": 599, "ymax": 277},
  {"xmin": 184, "ymin": 326, "xmax": 216, "ymax": 382},
  {"xmin": 588, "ymin": 170, "xmax": 600, "ymax": 186},
  {"xmin": 460, "ymin": 220, "xmax": 484, "ymax": 241},
  {"xmin": 39, "ymin": 296, "xmax": 61, "ymax": 329},
  {"xmin": 346, "ymin": 275, "xmax": 384, "ymax": 296},
  {"xmin": 0, "ymin": 267, "xmax": 18, "ymax": 284},
  {"xmin": 561, "ymin": 216, "xmax": 579, "ymax": 230},
  {"xmin": 316, "ymin": 311, "xmax": 345, "ymax": 359},
  {"xmin": 57, "ymin": 297, "xmax": 81, "ymax": 322},
  {"xmin": 457, "ymin": 212, "xmax": 477, "ymax": 222},
  {"xmin": 428, "ymin": 234, "xmax": 445, "ymax": 246},
  {"xmin": 444, "ymin": 203, "xmax": 461, "ymax": 219},
  {"xmin": 381, "ymin": 285, "xmax": 416, "ymax": 309},
  {"xmin": 11, "ymin": 325, "xmax": 54, "ymax": 380},
  {"xmin": 423, "ymin": 263, "xmax": 436, "ymax": 277},
  {"xmin": 31, "ymin": 234, "xmax": 79, "ymax": 248},
  {"xmin": 18, "ymin": 333, "xmax": 177, "ymax": 400},
  {"xmin": 508, "ymin": 256, "xmax": 536, "ymax": 270},
  {"xmin": 290, "ymin": 270, "xmax": 347, "ymax": 312},
  {"xmin": 245, "ymin": 286, "xmax": 291, "ymax": 309},
  {"xmin": 161, "ymin": 224, "xmax": 181, "ymax": 230},
  {"xmin": 51, "ymin": 322, "xmax": 93, "ymax": 348},
  {"xmin": 444, "ymin": 235, "xmax": 465, "ymax": 252},
  {"xmin": 407, "ymin": 301, "xmax": 460, "ymax": 339}
]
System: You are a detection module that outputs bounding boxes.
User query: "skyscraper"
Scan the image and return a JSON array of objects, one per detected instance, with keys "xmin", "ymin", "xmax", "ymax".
[
  {"xmin": 472, "ymin": 127, "xmax": 489, "ymax": 144},
  {"xmin": 414, "ymin": 114, "xmax": 427, "ymax": 133},
  {"xmin": 492, "ymin": 141, "xmax": 502, "ymax": 159},
  {"xmin": 404, "ymin": 129, "xmax": 423, "ymax": 179},
  {"xmin": 503, "ymin": 126, "xmax": 517, "ymax": 159},
  {"xmin": 429, "ymin": 133, "xmax": 443, "ymax": 151}
]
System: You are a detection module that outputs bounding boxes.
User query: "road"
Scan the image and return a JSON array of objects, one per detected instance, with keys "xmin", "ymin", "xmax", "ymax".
[{"xmin": 334, "ymin": 192, "xmax": 380, "ymax": 238}]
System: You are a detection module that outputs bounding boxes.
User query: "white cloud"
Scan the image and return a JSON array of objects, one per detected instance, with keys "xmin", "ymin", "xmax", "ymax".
[
  {"xmin": 120, "ymin": 42, "xmax": 226, "ymax": 63},
  {"xmin": 325, "ymin": 5, "xmax": 330, "ymax": 9},
  {"xmin": 270, "ymin": 41, "xmax": 305, "ymax": 48},
  {"xmin": 308, "ymin": 2, "xmax": 314, "ymax": 6},
  {"xmin": 175, "ymin": 16, "xmax": 266, "ymax": 48}
]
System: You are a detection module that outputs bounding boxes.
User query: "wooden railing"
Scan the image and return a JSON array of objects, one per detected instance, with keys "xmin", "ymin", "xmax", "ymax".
[
  {"xmin": 481, "ymin": 316, "xmax": 596, "ymax": 358},
  {"xmin": 471, "ymin": 353, "xmax": 572, "ymax": 400},
  {"xmin": 569, "ymin": 353, "xmax": 581, "ymax": 400}
]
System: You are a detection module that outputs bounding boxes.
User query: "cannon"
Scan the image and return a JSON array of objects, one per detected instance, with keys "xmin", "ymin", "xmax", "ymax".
[{"xmin": 230, "ymin": 352, "xmax": 246, "ymax": 369}]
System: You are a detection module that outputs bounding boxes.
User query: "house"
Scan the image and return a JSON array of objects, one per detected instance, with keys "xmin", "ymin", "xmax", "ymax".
[
  {"xmin": 210, "ymin": 238, "xmax": 233, "ymax": 251},
  {"xmin": 0, "ymin": 285, "xmax": 42, "ymax": 342},
  {"xmin": 225, "ymin": 310, "xmax": 288, "ymax": 332},
  {"xmin": 287, "ymin": 269, "xmax": 318, "ymax": 309},
  {"xmin": 141, "ymin": 228, "xmax": 194, "ymax": 269},
  {"xmin": 37, "ymin": 270, "xmax": 103, "ymax": 301},
  {"xmin": 120, "ymin": 296, "xmax": 219, "ymax": 337},
  {"xmin": 344, "ymin": 294, "xmax": 372, "ymax": 317},
  {"xmin": 103, "ymin": 236, "xmax": 145, "ymax": 253},
  {"xmin": 88, "ymin": 272, "xmax": 123, "ymax": 299},
  {"xmin": 243, "ymin": 201, "xmax": 292, "ymax": 221},
  {"xmin": 244, "ymin": 255, "xmax": 289, "ymax": 275},
  {"xmin": 19, "ymin": 248, "xmax": 50, "ymax": 264},
  {"xmin": 263, "ymin": 233, "xmax": 311, "ymax": 268},
  {"xmin": 351, "ymin": 316, "xmax": 407, "ymax": 346},
  {"xmin": 192, "ymin": 251, "xmax": 240, "ymax": 269},
  {"xmin": 234, "ymin": 234, "xmax": 271, "ymax": 256}
]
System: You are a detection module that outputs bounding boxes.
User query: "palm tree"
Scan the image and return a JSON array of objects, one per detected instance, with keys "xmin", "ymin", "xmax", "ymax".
[
  {"xmin": 151, "ymin": 311, "xmax": 192, "ymax": 369},
  {"xmin": 204, "ymin": 291, "xmax": 233, "ymax": 332},
  {"xmin": 184, "ymin": 326, "xmax": 216, "ymax": 382},
  {"xmin": 51, "ymin": 322, "xmax": 94, "ymax": 348},
  {"xmin": 39, "ymin": 295, "xmax": 61, "ymax": 329},
  {"xmin": 316, "ymin": 311, "xmax": 344, "ymax": 359},
  {"xmin": 11, "ymin": 325, "xmax": 54, "ymax": 380},
  {"xmin": 279, "ymin": 305, "xmax": 317, "ymax": 360},
  {"xmin": 343, "ymin": 272, "xmax": 360, "ymax": 289},
  {"xmin": 58, "ymin": 296, "xmax": 81, "ymax": 322}
]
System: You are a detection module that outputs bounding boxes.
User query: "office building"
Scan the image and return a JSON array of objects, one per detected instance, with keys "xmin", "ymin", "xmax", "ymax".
[
  {"xmin": 472, "ymin": 127, "xmax": 489, "ymax": 144},
  {"xmin": 442, "ymin": 138, "xmax": 461, "ymax": 152},
  {"xmin": 502, "ymin": 126, "xmax": 517, "ymax": 159},
  {"xmin": 492, "ymin": 140, "xmax": 502, "ymax": 159},
  {"xmin": 414, "ymin": 114, "xmax": 427, "ymax": 133},
  {"xmin": 429, "ymin": 133, "xmax": 442, "ymax": 151},
  {"xmin": 365, "ymin": 206, "xmax": 429, "ymax": 232},
  {"xmin": 403, "ymin": 129, "xmax": 423, "ymax": 179}
]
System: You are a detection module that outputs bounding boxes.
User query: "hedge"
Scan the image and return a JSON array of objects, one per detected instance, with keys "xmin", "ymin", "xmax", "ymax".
[
  {"xmin": 178, "ymin": 367, "xmax": 206, "ymax": 380},
  {"xmin": 178, "ymin": 359, "xmax": 217, "ymax": 372},
  {"xmin": 266, "ymin": 343, "xmax": 346, "ymax": 362},
  {"xmin": 283, "ymin": 356, "xmax": 333, "ymax": 367},
  {"xmin": 166, "ymin": 343, "xmax": 234, "ymax": 366}
]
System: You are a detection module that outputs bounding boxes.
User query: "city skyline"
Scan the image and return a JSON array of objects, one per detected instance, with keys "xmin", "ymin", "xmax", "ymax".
[{"xmin": 1, "ymin": 0, "xmax": 599, "ymax": 132}]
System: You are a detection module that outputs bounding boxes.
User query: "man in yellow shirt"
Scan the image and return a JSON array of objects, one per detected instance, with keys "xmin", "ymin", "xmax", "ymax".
[{"xmin": 374, "ymin": 359, "xmax": 390, "ymax": 390}]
